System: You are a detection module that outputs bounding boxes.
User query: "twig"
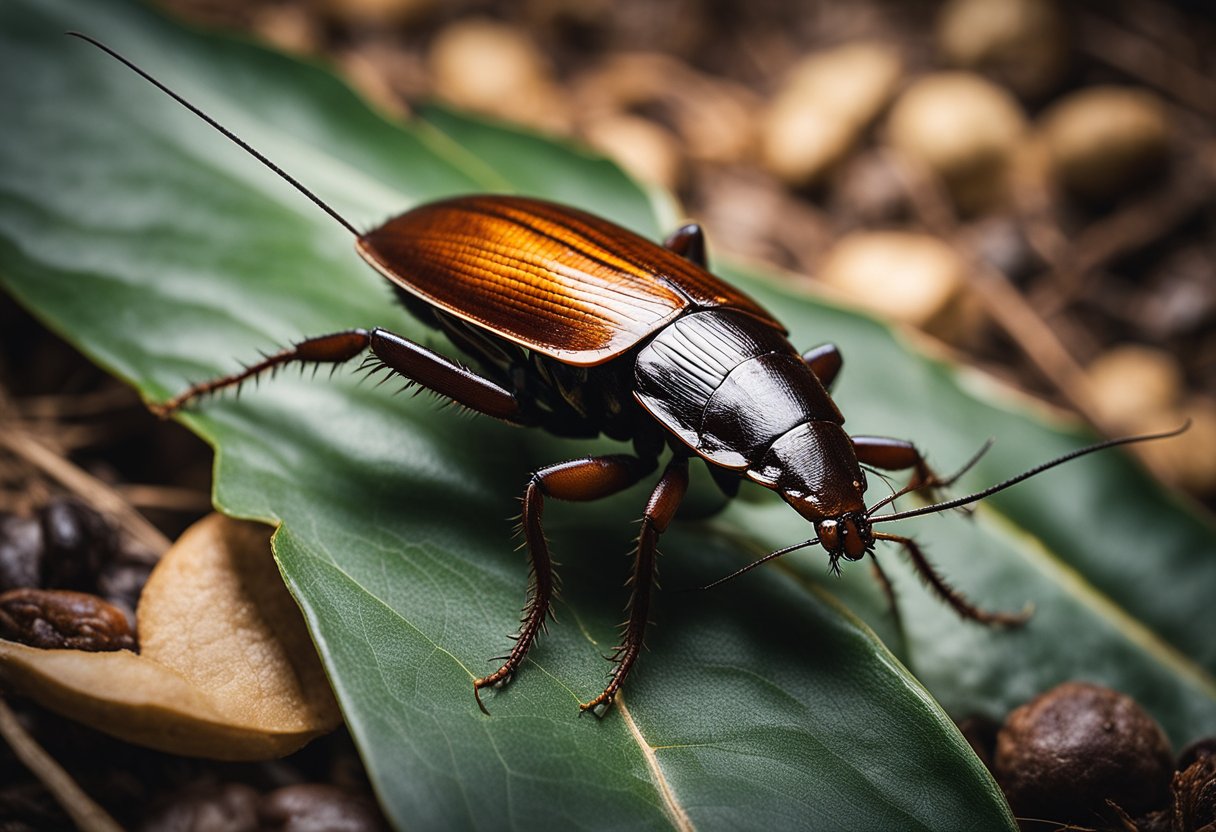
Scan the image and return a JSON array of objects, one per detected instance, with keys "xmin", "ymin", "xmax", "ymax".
[
  {"xmin": 0, "ymin": 427, "xmax": 169, "ymax": 560},
  {"xmin": 0, "ymin": 697, "xmax": 124, "ymax": 832},
  {"xmin": 115, "ymin": 483, "xmax": 213, "ymax": 513},
  {"xmin": 1079, "ymin": 11, "xmax": 1216, "ymax": 119},
  {"xmin": 1029, "ymin": 166, "xmax": 1215, "ymax": 315},
  {"xmin": 887, "ymin": 153, "xmax": 1114, "ymax": 432}
]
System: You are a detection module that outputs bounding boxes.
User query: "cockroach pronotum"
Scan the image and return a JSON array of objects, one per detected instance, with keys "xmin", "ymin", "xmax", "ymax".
[{"xmin": 69, "ymin": 33, "xmax": 1184, "ymax": 716}]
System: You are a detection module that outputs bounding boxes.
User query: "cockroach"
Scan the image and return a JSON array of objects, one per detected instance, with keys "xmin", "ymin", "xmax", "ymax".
[{"xmin": 70, "ymin": 34, "xmax": 1184, "ymax": 715}]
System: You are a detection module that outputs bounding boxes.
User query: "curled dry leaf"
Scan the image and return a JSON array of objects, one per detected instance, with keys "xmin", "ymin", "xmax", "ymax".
[{"xmin": 0, "ymin": 514, "xmax": 341, "ymax": 760}]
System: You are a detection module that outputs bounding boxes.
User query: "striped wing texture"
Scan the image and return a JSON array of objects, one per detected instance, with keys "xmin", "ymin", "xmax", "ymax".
[{"xmin": 356, "ymin": 195, "xmax": 782, "ymax": 365}]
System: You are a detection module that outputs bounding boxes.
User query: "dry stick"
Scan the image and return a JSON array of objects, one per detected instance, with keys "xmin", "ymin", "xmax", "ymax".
[
  {"xmin": 13, "ymin": 387, "xmax": 141, "ymax": 421},
  {"xmin": 0, "ymin": 697, "xmax": 124, "ymax": 832},
  {"xmin": 0, "ymin": 427, "xmax": 169, "ymax": 560},
  {"xmin": 115, "ymin": 483, "xmax": 213, "ymax": 514},
  {"xmin": 1079, "ymin": 12, "xmax": 1216, "ymax": 120},
  {"xmin": 888, "ymin": 154, "xmax": 1121, "ymax": 438},
  {"xmin": 1020, "ymin": 160, "xmax": 1215, "ymax": 316}
]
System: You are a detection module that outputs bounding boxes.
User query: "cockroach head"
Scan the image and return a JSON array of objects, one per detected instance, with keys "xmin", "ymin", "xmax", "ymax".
[{"xmin": 814, "ymin": 513, "xmax": 873, "ymax": 572}]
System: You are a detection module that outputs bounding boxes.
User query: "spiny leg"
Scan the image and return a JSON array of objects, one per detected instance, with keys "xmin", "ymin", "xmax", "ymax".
[
  {"xmin": 367, "ymin": 329, "xmax": 532, "ymax": 423},
  {"xmin": 474, "ymin": 454, "xmax": 656, "ymax": 714},
  {"xmin": 580, "ymin": 456, "xmax": 690, "ymax": 716},
  {"xmin": 866, "ymin": 551, "xmax": 907, "ymax": 645},
  {"xmin": 873, "ymin": 531, "xmax": 1030, "ymax": 627},
  {"xmin": 801, "ymin": 343, "xmax": 843, "ymax": 390},
  {"xmin": 153, "ymin": 327, "xmax": 535, "ymax": 425},
  {"xmin": 151, "ymin": 330, "xmax": 371, "ymax": 416}
]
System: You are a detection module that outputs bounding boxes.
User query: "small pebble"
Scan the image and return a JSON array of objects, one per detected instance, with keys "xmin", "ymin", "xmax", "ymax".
[
  {"xmin": 1040, "ymin": 86, "xmax": 1170, "ymax": 201},
  {"xmin": 581, "ymin": 114, "xmax": 683, "ymax": 189},
  {"xmin": 139, "ymin": 783, "xmax": 260, "ymax": 832},
  {"xmin": 428, "ymin": 19, "xmax": 567, "ymax": 131},
  {"xmin": 816, "ymin": 231, "xmax": 970, "ymax": 337},
  {"xmin": 0, "ymin": 514, "xmax": 42, "ymax": 593},
  {"xmin": 886, "ymin": 72, "xmax": 1027, "ymax": 212},
  {"xmin": 1088, "ymin": 344, "xmax": 1184, "ymax": 429},
  {"xmin": 762, "ymin": 42, "xmax": 902, "ymax": 186},
  {"xmin": 936, "ymin": 0, "xmax": 1070, "ymax": 97},
  {"xmin": 260, "ymin": 783, "xmax": 387, "ymax": 832},
  {"xmin": 40, "ymin": 497, "xmax": 114, "ymax": 590}
]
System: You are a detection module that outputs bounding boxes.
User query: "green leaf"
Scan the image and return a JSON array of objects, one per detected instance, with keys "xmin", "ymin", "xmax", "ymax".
[{"xmin": 3, "ymin": 1, "xmax": 1213, "ymax": 829}]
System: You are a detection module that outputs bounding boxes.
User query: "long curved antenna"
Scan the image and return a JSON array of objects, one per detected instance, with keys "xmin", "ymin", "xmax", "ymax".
[
  {"xmin": 870, "ymin": 423, "xmax": 1188, "ymax": 525},
  {"xmin": 698, "ymin": 538, "xmax": 819, "ymax": 591},
  {"xmin": 66, "ymin": 32, "xmax": 361, "ymax": 238}
]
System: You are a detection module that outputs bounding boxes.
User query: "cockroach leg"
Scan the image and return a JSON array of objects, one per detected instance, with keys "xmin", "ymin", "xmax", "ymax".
[
  {"xmin": 474, "ymin": 454, "xmax": 656, "ymax": 714},
  {"xmin": 851, "ymin": 435, "xmax": 942, "ymax": 495},
  {"xmin": 155, "ymin": 326, "xmax": 541, "ymax": 426},
  {"xmin": 151, "ymin": 329, "xmax": 371, "ymax": 416},
  {"xmin": 873, "ymin": 531, "xmax": 1030, "ymax": 627},
  {"xmin": 580, "ymin": 456, "xmax": 689, "ymax": 716},
  {"xmin": 663, "ymin": 223, "xmax": 707, "ymax": 267},
  {"xmin": 367, "ymin": 329, "xmax": 534, "ymax": 424},
  {"xmin": 801, "ymin": 343, "xmax": 843, "ymax": 390},
  {"xmin": 867, "ymin": 550, "xmax": 907, "ymax": 644}
]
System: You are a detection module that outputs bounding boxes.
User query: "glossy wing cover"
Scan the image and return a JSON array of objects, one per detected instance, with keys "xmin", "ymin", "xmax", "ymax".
[{"xmin": 356, "ymin": 195, "xmax": 783, "ymax": 365}]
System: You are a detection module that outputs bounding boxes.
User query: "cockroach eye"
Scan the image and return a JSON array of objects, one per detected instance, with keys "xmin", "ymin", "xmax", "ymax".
[{"xmin": 816, "ymin": 520, "xmax": 840, "ymax": 553}]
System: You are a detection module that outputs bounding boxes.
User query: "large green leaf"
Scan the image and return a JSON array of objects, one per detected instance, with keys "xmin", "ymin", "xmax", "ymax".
[{"xmin": 2, "ymin": 1, "xmax": 1214, "ymax": 829}]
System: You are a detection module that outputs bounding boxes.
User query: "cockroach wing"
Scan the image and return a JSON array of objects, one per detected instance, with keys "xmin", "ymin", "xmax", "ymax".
[{"xmin": 355, "ymin": 195, "xmax": 783, "ymax": 366}]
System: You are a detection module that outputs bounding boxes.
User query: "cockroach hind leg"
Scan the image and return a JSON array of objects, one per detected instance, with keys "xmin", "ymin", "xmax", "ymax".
[
  {"xmin": 472, "ymin": 667, "xmax": 515, "ymax": 715},
  {"xmin": 578, "ymin": 692, "xmax": 616, "ymax": 718}
]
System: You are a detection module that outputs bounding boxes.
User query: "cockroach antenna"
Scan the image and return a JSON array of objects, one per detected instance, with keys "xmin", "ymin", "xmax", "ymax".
[
  {"xmin": 65, "ymin": 31, "xmax": 361, "ymax": 238},
  {"xmin": 868, "ymin": 422, "xmax": 1190, "ymax": 525}
]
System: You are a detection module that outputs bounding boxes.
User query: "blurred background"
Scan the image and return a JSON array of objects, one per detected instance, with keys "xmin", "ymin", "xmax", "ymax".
[
  {"xmin": 157, "ymin": 0, "xmax": 1216, "ymax": 501},
  {"xmin": 1, "ymin": 2, "xmax": 1214, "ymax": 828}
]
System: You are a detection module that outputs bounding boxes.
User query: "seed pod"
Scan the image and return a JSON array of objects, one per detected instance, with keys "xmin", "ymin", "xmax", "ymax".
[
  {"xmin": 139, "ymin": 783, "xmax": 260, "ymax": 832},
  {"xmin": 40, "ymin": 497, "xmax": 115, "ymax": 590},
  {"xmin": 0, "ymin": 588, "xmax": 136, "ymax": 652},
  {"xmin": 1172, "ymin": 744, "xmax": 1216, "ymax": 831},
  {"xmin": 994, "ymin": 681, "xmax": 1173, "ymax": 822},
  {"xmin": 0, "ymin": 513, "xmax": 42, "ymax": 592}
]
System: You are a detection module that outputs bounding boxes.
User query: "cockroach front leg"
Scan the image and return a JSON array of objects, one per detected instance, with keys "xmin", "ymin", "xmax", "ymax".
[
  {"xmin": 580, "ymin": 455, "xmax": 689, "ymax": 716},
  {"xmin": 474, "ymin": 454, "xmax": 656, "ymax": 714},
  {"xmin": 153, "ymin": 327, "xmax": 535, "ymax": 424}
]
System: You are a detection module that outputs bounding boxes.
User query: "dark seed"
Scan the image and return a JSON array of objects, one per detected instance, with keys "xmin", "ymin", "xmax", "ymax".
[
  {"xmin": 0, "ymin": 588, "xmax": 136, "ymax": 652},
  {"xmin": 1172, "ymin": 747, "xmax": 1216, "ymax": 830},
  {"xmin": 40, "ymin": 497, "xmax": 115, "ymax": 590},
  {"xmin": 97, "ymin": 559, "xmax": 154, "ymax": 625},
  {"xmin": 139, "ymin": 783, "xmax": 260, "ymax": 832},
  {"xmin": 993, "ymin": 681, "xmax": 1174, "ymax": 824},
  {"xmin": 1178, "ymin": 736, "xmax": 1216, "ymax": 771},
  {"xmin": 260, "ymin": 784, "xmax": 387, "ymax": 832},
  {"xmin": 0, "ymin": 514, "xmax": 42, "ymax": 592}
]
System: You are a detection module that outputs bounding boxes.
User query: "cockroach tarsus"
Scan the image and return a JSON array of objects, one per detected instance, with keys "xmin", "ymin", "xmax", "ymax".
[{"xmin": 69, "ymin": 33, "xmax": 1187, "ymax": 717}]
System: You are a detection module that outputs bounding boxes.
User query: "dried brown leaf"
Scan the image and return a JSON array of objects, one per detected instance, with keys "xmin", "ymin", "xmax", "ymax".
[{"xmin": 0, "ymin": 514, "xmax": 341, "ymax": 760}]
